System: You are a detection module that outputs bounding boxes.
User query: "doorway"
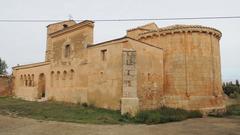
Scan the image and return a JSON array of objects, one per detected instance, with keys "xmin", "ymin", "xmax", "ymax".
[{"xmin": 38, "ymin": 73, "xmax": 46, "ymax": 99}]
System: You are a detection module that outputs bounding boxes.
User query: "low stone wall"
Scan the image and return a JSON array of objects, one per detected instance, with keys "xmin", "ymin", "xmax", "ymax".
[{"xmin": 0, "ymin": 75, "xmax": 12, "ymax": 96}]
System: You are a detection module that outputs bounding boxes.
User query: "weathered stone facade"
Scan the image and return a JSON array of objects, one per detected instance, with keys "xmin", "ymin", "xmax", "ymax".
[
  {"xmin": 12, "ymin": 20, "xmax": 225, "ymax": 115},
  {"xmin": 0, "ymin": 75, "xmax": 12, "ymax": 96}
]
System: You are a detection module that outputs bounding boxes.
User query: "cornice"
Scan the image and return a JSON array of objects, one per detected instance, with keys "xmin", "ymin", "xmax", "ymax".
[
  {"xmin": 12, "ymin": 62, "xmax": 50, "ymax": 70},
  {"xmin": 49, "ymin": 20, "xmax": 94, "ymax": 38},
  {"xmin": 138, "ymin": 25, "xmax": 222, "ymax": 40}
]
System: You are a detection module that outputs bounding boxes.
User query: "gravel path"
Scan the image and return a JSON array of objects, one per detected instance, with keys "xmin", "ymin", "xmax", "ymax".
[{"xmin": 0, "ymin": 115, "xmax": 240, "ymax": 135}]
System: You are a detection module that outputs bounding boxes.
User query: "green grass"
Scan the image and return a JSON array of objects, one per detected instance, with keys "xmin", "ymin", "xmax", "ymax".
[
  {"xmin": 0, "ymin": 97, "xmax": 203, "ymax": 124},
  {"xmin": 226, "ymin": 104, "xmax": 240, "ymax": 116},
  {"xmin": 134, "ymin": 107, "xmax": 202, "ymax": 124},
  {"xmin": 0, "ymin": 97, "xmax": 122, "ymax": 124}
]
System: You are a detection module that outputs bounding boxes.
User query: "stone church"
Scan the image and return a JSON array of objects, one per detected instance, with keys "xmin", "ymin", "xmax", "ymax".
[{"xmin": 12, "ymin": 20, "xmax": 225, "ymax": 115}]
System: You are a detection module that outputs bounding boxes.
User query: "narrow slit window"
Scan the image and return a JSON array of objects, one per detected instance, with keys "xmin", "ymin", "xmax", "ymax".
[
  {"xmin": 127, "ymin": 80, "xmax": 131, "ymax": 87},
  {"xmin": 101, "ymin": 49, "xmax": 107, "ymax": 61},
  {"xmin": 65, "ymin": 45, "xmax": 71, "ymax": 58},
  {"xmin": 127, "ymin": 70, "xmax": 130, "ymax": 75}
]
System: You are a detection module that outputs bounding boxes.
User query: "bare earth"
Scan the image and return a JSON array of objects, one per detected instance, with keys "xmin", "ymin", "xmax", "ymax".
[{"xmin": 0, "ymin": 115, "xmax": 240, "ymax": 135}]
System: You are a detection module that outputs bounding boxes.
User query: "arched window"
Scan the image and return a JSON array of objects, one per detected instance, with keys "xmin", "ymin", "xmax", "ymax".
[
  {"xmin": 64, "ymin": 45, "xmax": 71, "ymax": 58},
  {"xmin": 70, "ymin": 69, "xmax": 74, "ymax": 80},
  {"xmin": 63, "ymin": 71, "xmax": 67, "ymax": 80},
  {"xmin": 56, "ymin": 71, "xmax": 60, "ymax": 87},
  {"xmin": 50, "ymin": 71, "xmax": 54, "ymax": 87},
  {"xmin": 38, "ymin": 73, "xmax": 46, "ymax": 98},
  {"xmin": 20, "ymin": 75, "xmax": 23, "ymax": 86},
  {"xmin": 56, "ymin": 71, "xmax": 60, "ymax": 80},
  {"xmin": 24, "ymin": 75, "xmax": 27, "ymax": 86},
  {"xmin": 28, "ymin": 74, "xmax": 31, "ymax": 86},
  {"xmin": 31, "ymin": 74, "xmax": 34, "ymax": 87},
  {"xmin": 70, "ymin": 69, "xmax": 75, "ymax": 86}
]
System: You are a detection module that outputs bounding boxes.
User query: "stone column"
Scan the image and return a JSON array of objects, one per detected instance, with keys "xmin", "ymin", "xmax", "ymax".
[{"xmin": 121, "ymin": 49, "xmax": 139, "ymax": 116}]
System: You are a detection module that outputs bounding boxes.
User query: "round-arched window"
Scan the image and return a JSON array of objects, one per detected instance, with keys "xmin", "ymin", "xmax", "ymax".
[{"xmin": 64, "ymin": 45, "xmax": 71, "ymax": 58}]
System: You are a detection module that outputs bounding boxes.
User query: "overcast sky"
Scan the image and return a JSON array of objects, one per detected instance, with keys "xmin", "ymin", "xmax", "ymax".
[{"xmin": 0, "ymin": 0, "xmax": 239, "ymax": 81}]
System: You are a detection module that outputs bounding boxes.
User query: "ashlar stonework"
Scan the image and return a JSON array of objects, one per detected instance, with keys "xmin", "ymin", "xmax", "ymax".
[{"xmin": 12, "ymin": 20, "xmax": 225, "ymax": 115}]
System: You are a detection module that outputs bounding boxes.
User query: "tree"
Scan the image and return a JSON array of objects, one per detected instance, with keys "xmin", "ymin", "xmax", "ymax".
[
  {"xmin": 222, "ymin": 82, "xmax": 226, "ymax": 88},
  {"xmin": 0, "ymin": 58, "xmax": 8, "ymax": 75},
  {"xmin": 236, "ymin": 80, "xmax": 239, "ymax": 88},
  {"xmin": 223, "ymin": 80, "xmax": 240, "ymax": 98}
]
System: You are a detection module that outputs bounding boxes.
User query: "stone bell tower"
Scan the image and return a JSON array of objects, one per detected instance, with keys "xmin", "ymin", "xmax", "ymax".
[{"xmin": 45, "ymin": 20, "xmax": 76, "ymax": 61}]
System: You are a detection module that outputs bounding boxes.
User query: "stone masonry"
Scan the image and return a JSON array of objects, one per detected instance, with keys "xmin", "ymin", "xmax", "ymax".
[
  {"xmin": 121, "ymin": 49, "xmax": 139, "ymax": 115},
  {"xmin": 12, "ymin": 20, "xmax": 225, "ymax": 115}
]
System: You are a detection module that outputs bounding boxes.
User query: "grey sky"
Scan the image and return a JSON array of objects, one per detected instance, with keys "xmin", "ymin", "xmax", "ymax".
[{"xmin": 0, "ymin": 0, "xmax": 239, "ymax": 81}]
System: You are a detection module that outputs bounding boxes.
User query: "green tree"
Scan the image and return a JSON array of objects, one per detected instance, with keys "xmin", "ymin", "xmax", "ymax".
[
  {"xmin": 0, "ymin": 58, "xmax": 8, "ymax": 75},
  {"xmin": 222, "ymin": 82, "xmax": 226, "ymax": 88},
  {"xmin": 236, "ymin": 80, "xmax": 239, "ymax": 88},
  {"xmin": 223, "ymin": 80, "xmax": 240, "ymax": 98}
]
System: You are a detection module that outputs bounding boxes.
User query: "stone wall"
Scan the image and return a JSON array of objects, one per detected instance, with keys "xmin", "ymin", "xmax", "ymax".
[
  {"xmin": 87, "ymin": 42, "xmax": 123, "ymax": 110},
  {"xmin": 46, "ymin": 20, "xmax": 94, "ymax": 103},
  {"xmin": 13, "ymin": 62, "xmax": 50, "ymax": 101},
  {"xmin": 45, "ymin": 20, "xmax": 76, "ymax": 61},
  {"xmin": 137, "ymin": 25, "xmax": 225, "ymax": 111},
  {"xmin": 12, "ymin": 21, "xmax": 225, "ymax": 115},
  {"xmin": 46, "ymin": 20, "xmax": 93, "ymax": 62},
  {"xmin": 0, "ymin": 75, "xmax": 11, "ymax": 96},
  {"xmin": 123, "ymin": 39, "xmax": 164, "ymax": 110},
  {"xmin": 120, "ymin": 38, "xmax": 164, "ymax": 115}
]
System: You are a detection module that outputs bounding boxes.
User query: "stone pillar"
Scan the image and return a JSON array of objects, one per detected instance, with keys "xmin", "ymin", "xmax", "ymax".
[{"xmin": 121, "ymin": 49, "xmax": 139, "ymax": 116}]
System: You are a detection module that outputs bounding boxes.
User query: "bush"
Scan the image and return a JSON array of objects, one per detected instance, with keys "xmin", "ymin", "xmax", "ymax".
[
  {"xmin": 134, "ymin": 107, "xmax": 202, "ymax": 124},
  {"xmin": 119, "ymin": 113, "xmax": 134, "ymax": 123},
  {"xmin": 188, "ymin": 110, "xmax": 203, "ymax": 118},
  {"xmin": 229, "ymin": 92, "xmax": 240, "ymax": 99},
  {"xmin": 81, "ymin": 103, "xmax": 88, "ymax": 107},
  {"xmin": 223, "ymin": 80, "xmax": 240, "ymax": 98},
  {"xmin": 226, "ymin": 105, "xmax": 240, "ymax": 116}
]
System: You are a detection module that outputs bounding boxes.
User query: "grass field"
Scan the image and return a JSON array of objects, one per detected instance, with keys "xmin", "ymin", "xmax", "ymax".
[
  {"xmin": 0, "ymin": 96, "xmax": 216, "ymax": 124},
  {"xmin": 0, "ymin": 97, "xmax": 123, "ymax": 124}
]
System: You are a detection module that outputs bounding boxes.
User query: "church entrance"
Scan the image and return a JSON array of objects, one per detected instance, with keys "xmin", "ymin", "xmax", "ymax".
[{"xmin": 37, "ymin": 73, "xmax": 46, "ymax": 99}]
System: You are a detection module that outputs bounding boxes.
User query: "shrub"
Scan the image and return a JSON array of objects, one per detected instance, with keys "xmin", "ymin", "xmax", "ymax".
[
  {"xmin": 187, "ymin": 110, "xmax": 203, "ymax": 118},
  {"xmin": 81, "ymin": 103, "xmax": 88, "ymax": 107},
  {"xmin": 223, "ymin": 80, "xmax": 240, "ymax": 98},
  {"xmin": 229, "ymin": 92, "xmax": 240, "ymax": 99},
  {"xmin": 226, "ymin": 105, "xmax": 240, "ymax": 116},
  {"xmin": 119, "ymin": 113, "xmax": 134, "ymax": 123},
  {"xmin": 134, "ymin": 107, "xmax": 202, "ymax": 124}
]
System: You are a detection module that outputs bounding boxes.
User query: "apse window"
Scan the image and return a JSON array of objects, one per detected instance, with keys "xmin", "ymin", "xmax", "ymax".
[
  {"xmin": 101, "ymin": 49, "xmax": 107, "ymax": 61},
  {"xmin": 64, "ymin": 44, "xmax": 71, "ymax": 58}
]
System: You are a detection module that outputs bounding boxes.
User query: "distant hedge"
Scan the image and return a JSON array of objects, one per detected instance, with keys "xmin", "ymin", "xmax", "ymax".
[{"xmin": 223, "ymin": 80, "xmax": 240, "ymax": 98}]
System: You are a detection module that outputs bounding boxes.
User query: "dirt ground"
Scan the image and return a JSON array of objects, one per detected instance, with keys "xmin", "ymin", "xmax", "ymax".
[{"xmin": 0, "ymin": 115, "xmax": 239, "ymax": 135}]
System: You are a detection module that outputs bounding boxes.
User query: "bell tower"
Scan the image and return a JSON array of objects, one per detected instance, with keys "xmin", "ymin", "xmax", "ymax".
[{"xmin": 45, "ymin": 20, "xmax": 76, "ymax": 61}]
